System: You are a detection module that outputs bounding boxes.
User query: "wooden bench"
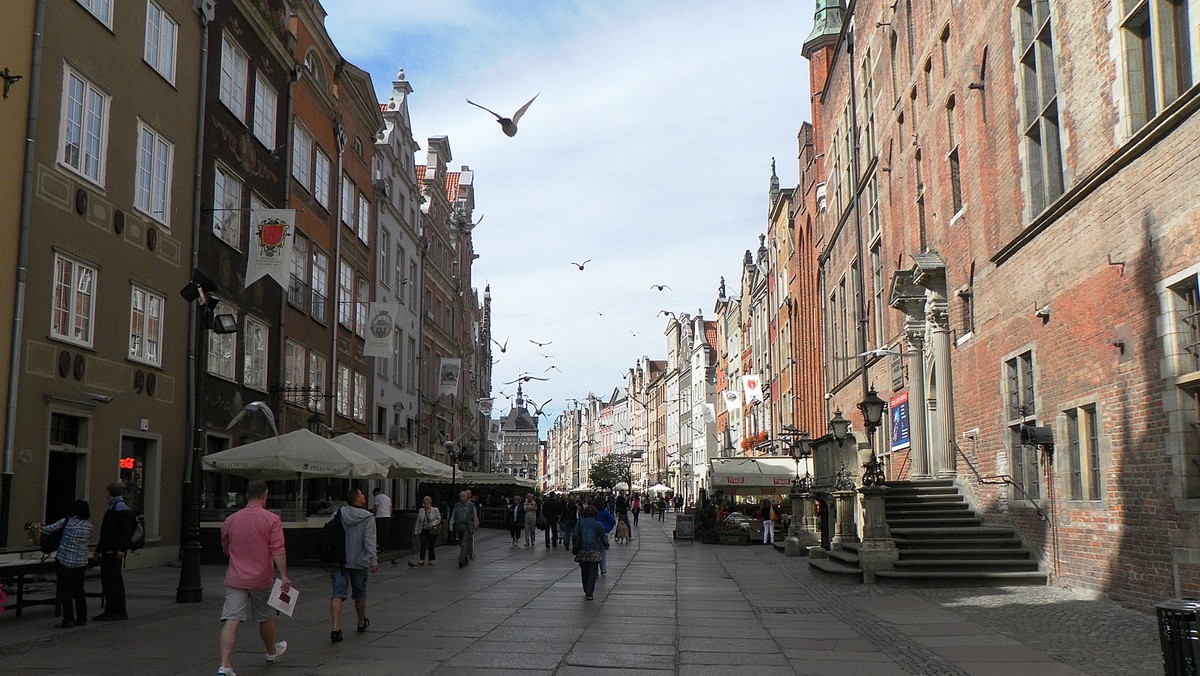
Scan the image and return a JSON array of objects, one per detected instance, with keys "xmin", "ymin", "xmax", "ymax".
[{"xmin": 1, "ymin": 557, "xmax": 99, "ymax": 618}]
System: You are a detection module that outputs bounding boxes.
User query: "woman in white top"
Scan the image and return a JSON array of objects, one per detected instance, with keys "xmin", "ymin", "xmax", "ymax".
[{"xmin": 413, "ymin": 496, "xmax": 441, "ymax": 566}]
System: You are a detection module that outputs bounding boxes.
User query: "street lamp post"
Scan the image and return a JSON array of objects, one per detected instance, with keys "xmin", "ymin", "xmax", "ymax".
[
  {"xmin": 783, "ymin": 428, "xmax": 818, "ymax": 556},
  {"xmin": 857, "ymin": 386, "xmax": 888, "ymax": 486}
]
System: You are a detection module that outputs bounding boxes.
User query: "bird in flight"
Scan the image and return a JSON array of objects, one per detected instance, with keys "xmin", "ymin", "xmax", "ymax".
[
  {"xmin": 546, "ymin": 365, "xmax": 562, "ymax": 373},
  {"xmin": 650, "ymin": 284, "xmax": 672, "ymax": 291},
  {"xmin": 466, "ymin": 91, "xmax": 540, "ymax": 137},
  {"xmin": 630, "ymin": 330, "xmax": 640, "ymax": 337},
  {"xmin": 504, "ymin": 374, "xmax": 550, "ymax": 384},
  {"xmin": 540, "ymin": 353, "xmax": 554, "ymax": 359},
  {"xmin": 225, "ymin": 401, "xmax": 279, "ymax": 437},
  {"xmin": 492, "ymin": 336, "xmax": 509, "ymax": 352},
  {"xmin": 596, "ymin": 311, "xmax": 605, "ymax": 317},
  {"xmin": 531, "ymin": 399, "xmax": 553, "ymax": 417},
  {"xmin": 658, "ymin": 310, "xmax": 678, "ymax": 320},
  {"xmin": 838, "ymin": 347, "xmax": 916, "ymax": 361},
  {"xmin": 529, "ymin": 339, "xmax": 552, "ymax": 347},
  {"xmin": 571, "ymin": 260, "xmax": 591, "ymax": 270}
]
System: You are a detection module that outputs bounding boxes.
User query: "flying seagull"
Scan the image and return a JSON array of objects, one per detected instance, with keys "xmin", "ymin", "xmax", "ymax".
[
  {"xmin": 466, "ymin": 91, "xmax": 540, "ymax": 137},
  {"xmin": 838, "ymin": 347, "xmax": 917, "ymax": 361},
  {"xmin": 492, "ymin": 335, "xmax": 509, "ymax": 352},
  {"xmin": 596, "ymin": 311, "xmax": 605, "ymax": 317},
  {"xmin": 650, "ymin": 284, "xmax": 672, "ymax": 291},
  {"xmin": 225, "ymin": 401, "xmax": 279, "ymax": 437},
  {"xmin": 504, "ymin": 374, "xmax": 550, "ymax": 385},
  {"xmin": 658, "ymin": 310, "xmax": 678, "ymax": 320},
  {"xmin": 571, "ymin": 260, "xmax": 591, "ymax": 270},
  {"xmin": 545, "ymin": 365, "xmax": 562, "ymax": 373},
  {"xmin": 532, "ymin": 399, "xmax": 553, "ymax": 417},
  {"xmin": 630, "ymin": 330, "xmax": 640, "ymax": 337},
  {"xmin": 529, "ymin": 339, "xmax": 552, "ymax": 347},
  {"xmin": 540, "ymin": 353, "xmax": 554, "ymax": 359}
]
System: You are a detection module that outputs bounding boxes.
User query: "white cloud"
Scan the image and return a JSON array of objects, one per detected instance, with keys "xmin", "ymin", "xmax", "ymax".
[{"xmin": 322, "ymin": 0, "xmax": 814, "ymax": 423}]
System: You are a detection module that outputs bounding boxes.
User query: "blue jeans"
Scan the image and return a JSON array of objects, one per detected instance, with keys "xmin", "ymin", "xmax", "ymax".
[{"xmin": 579, "ymin": 561, "xmax": 599, "ymax": 596}]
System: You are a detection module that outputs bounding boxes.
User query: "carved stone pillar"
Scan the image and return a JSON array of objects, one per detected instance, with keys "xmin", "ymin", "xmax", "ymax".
[
  {"xmin": 905, "ymin": 325, "xmax": 929, "ymax": 479},
  {"xmin": 785, "ymin": 487, "xmax": 820, "ymax": 556},
  {"xmin": 927, "ymin": 296, "xmax": 956, "ymax": 477},
  {"xmin": 830, "ymin": 489, "xmax": 860, "ymax": 550}
]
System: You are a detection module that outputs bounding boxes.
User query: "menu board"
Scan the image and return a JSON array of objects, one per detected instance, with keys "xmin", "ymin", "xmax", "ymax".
[{"xmin": 675, "ymin": 514, "xmax": 694, "ymax": 541}]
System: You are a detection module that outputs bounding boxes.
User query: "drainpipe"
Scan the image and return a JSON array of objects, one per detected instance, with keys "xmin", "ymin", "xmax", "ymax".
[
  {"xmin": 1, "ymin": 0, "xmax": 45, "ymax": 547},
  {"xmin": 277, "ymin": 60, "xmax": 298, "ymax": 430},
  {"xmin": 330, "ymin": 117, "xmax": 346, "ymax": 428}
]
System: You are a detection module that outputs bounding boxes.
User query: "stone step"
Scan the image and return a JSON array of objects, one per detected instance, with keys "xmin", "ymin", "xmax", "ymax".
[
  {"xmin": 887, "ymin": 515, "xmax": 983, "ymax": 527},
  {"xmin": 890, "ymin": 526, "xmax": 1018, "ymax": 539},
  {"xmin": 880, "ymin": 486, "xmax": 961, "ymax": 497},
  {"xmin": 898, "ymin": 547, "xmax": 1032, "ymax": 560},
  {"xmin": 827, "ymin": 548, "xmax": 860, "ymax": 566},
  {"xmin": 886, "ymin": 506, "xmax": 975, "ymax": 519},
  {"xmin": 894, "ymin": 558, "xmax": 1041, "ymax": 572},
  {"xmin": 873, "ymin": 569, "xmax": 1048, "ymax": 587},
  {"xmin": 807, "ymin": 557, "xmax": 864, "ymax": 583},
  {"xmin": 885, "ymin": 500, "xmax": 970, "ymax": 511},
  {"xmin": 895, "ymin": 536, "xmax": 1025, "ymax": 549},
  {"xmin": 881, "ymin": 479, "xmax": 956, "ymax": 488}
]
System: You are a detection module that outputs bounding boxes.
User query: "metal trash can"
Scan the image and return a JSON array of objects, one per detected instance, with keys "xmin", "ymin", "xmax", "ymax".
[{"xmin": 1157, "ymin": 597, "xmax": 1200, "ymax": 675}]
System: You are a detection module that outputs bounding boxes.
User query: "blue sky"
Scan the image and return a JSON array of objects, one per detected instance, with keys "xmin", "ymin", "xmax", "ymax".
[{"xmin": 323, "ymin": 0, "xmax": 815, "ymax": 425}]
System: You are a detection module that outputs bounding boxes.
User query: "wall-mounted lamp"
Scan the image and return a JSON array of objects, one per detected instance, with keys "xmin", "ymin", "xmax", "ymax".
[
  {"xmin": 967, "ymin": 81, "xmax": 985, "ymax": 91},
  {"xmin": 1, "ymin": 67, "xmax": 23, "ymax": 99}
]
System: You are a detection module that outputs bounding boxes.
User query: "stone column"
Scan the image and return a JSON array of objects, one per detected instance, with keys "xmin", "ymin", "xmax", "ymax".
[
  {"xmin": 857, "ymin": 485, "xmax": 898, "ymax": 583},
  {"xmin": 905, "ymin": 325, "xmax": 929, "ymax": 479},
  {"xmin": 785, "ymin": 486, "xmax": 820, "ymax": 556},
  {"xmin": 927, "ymin": 296, "xmax": 956, "ymax": 477},
  {"xmin": 830, "ymin": 489, "xmax": 860, "ymax": 550}
]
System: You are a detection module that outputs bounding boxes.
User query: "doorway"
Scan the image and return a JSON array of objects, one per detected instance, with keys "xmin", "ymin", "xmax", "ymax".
[{"xmin": 45, "ymin": 451, "xmax": 83, "ymax": 524}]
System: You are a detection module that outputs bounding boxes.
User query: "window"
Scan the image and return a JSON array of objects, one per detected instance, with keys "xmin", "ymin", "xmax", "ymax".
[
  {"xmin": 958, "ymin": 282, "xmax": 975, "ymax": 337},
  {"xmin": 144, "ymin": 1, "xmax": 178, "ymax": 83},
  {"xmin": 60, "ymin": 65, "xmax": 110, "ymax": 185},
  {"xmin": 212, "ymin": 165, "xmax": 242, "ymax": 249},
  {"xmin": 871, "ymin": 243, "xmax": 885, "ymax": 349},
  {"xmin": 310, "ymin": 247, "xmax": 328, "ymax": 322},
  {"xmin": 947, "ymin": 96, "xmax": 963, "ymax": 215},
  {"xmin": 357, "ymin": 194, "xmax": 370, "ymax": 242},
  {"xmin": 281, "ymin": 236, "xmax": 305, "ymax": 310},
  {"xmin": 218, "ymin": 34, "xmax": 248, "ymax": 122},
  {"xmin": 253, "ymin": 75, "xmax": 277, "ymax": 148},
  {"xmin": 314, "ymin": 149, "xmax": 331, "ymax": 207},
  {"xmin": 889, "ymin": 31, "xmax": 901, "ymax": 101},
  {"xmin": 1016, "ymin": 0, "xmax": 1065, "ymax": 215},
  {"xmin": 208, "ymin": 305, "xmax": 237, "ymax": 380},
  {"xmin": 861, "ymin": 49, "xmax": 877, "ymax": 161},
  {"xmin": 292, "ymin": 125, "xmax": 313, "ymax": 190},
  {"xmin": 1163, "ymin": 269, "xmax": 1200, "ymax": 498},
  {"xmin": 409, "ymin": 258, "xmax": 418, "ymax": 305},
  {"xmin": 1123, "ymin": 0, "xmax": 1193, "ymax": 131},
  {"xmin": 336, "ymin": 364, "xmax": 351, "ymax": 418},
  {"xmin": 243, "ymin": 316, "xmax": 268, "ymax": 391},
  {"xmin": 939, "ymin": 24, "xmax": 951, "ymax": 76},
  {"xmin": 338, "ymin": 260, "xmax": 354, "ymax": 327},
  {"xmin": 395, "ymin": 245, "xmax": 405, "ymax": 295},
  {"xmin": 850, "ymin": 260, "xmax": 863, "ymax": 357},
  {"xmin": 393, "ymin": 329, "xmax": 403, "ymax": 384},
  {"xmin": 408, "ymin": 337, "xmax": 417, "ymax": 390},
  {"xmin": 355, "ymin": 277, "xmax": 368, "ymax": 338},
  {"xmin": 135, "ymin": 122, "xmax": 173, "ymax": 225},
  {"xmin": 285, "ymin": 340, "xmax": 306, "ymax": 405},
  {"xmin": 1005, "ymin": 350, "xmax": 1040, "ymax": 500},
  {"xmin": 1172, "ymin": 274, "xmax": 1200, "ymax": 373},
  {"xmin": 380, "ymin": 230, "xmax": 392, "ymax": 289},
  {"xmin": 52, "ymin": 254, "xmax": 96, "ymax": 347},
  {"xmin": 129, "ymin": 286, "xmax": 164, "ymax": 366},
  {"xmin": 923, "ymin": 58, "xmax": 933, "ymax": 103},
  {"xmin": 1066, "ymin": 405, "xmax": 1102, "ymax": 501},
  {"xmin": 353, "ymin": 371, "xmax": 366, "ymax": 421},
  {"xmin": 341, "ymin": 176, "xmax": 355, "ymax": 225},
  {"xmin": 77, "ymin": 0, "xmax": 112, "ymax": 25},
  {"xmin": 905, "ymin": 0, "xmax": 915, "ymax": 74},
  {"xmin": 308, "ymin": 352, "xmax": 327, "ymax": 412}
]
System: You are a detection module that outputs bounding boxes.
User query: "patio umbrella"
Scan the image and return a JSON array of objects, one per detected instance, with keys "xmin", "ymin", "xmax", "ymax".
[
  {"xmin": 647, "ymin": 483, "xmax": 672, "ymax": 494},
  {"xmin": 201, "ymin": 428, "xmax": 389, "ymax": 480},
  {"xmin": 614, "ymin": 481, "xmax": 630, "ymax": 491},
  {"xmin": 332, "ymin": 433, "xmax": 453, "ymax": 479}
]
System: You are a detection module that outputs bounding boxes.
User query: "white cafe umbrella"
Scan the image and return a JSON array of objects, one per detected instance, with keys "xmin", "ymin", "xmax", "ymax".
[
  {"xmin": 647, "ymin": 483, "xmax": 672, "ymax": 494},
  {"xmin": 614, "ymin": 481, "xmax": 630, "ymax": 491},
  {"xmin": 201, "ymin": 428, "xmax": 389, "ymax": 480},
  {"xmin": 332, "ymin": 433, "xmax": 453, "ymax": 479}
]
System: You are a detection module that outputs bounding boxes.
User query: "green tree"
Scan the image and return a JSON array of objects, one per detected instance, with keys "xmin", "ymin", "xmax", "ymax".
[{"xmin": 589, "ymin": 452, "xmax": 633, "ymax": 490}]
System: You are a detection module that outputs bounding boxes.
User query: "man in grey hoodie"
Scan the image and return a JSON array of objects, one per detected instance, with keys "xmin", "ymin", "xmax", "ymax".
[{"xmin": 329, "ymin": 488, "xmax": 378, "ymax": 643}]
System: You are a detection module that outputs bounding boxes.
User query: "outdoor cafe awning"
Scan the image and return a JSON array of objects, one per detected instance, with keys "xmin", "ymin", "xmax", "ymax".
[
  {"xmin": 422, "ymin": 471, "xmax": 537, "ymax": 488},
  {"xmin": 709, "ymin": 457, "xmax": 809, "ymax": 496}
]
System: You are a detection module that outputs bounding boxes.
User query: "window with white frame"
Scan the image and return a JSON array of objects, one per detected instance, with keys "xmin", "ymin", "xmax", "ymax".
[
  {"xmin": 408, "ymin": 336, "xmax": 417, "ymax": 390},
  {"xmin": 380, "ymin": 230, "xmax": 392, "ymax": 289},
  {"xmin": 52, "ymin": 253, "xmax": 96, "ymax": 347},
  {"xmin": 1016, "ymin": 0, "xmax": 1065, "ymax": 216},
  {"xmin": 409, "ymin": 258, "xmax": 417, "ymax": 305},
  {"xmin": 60, "ymin": 65, "xmax": 110, "ymax": 185},
  {"xmin": 355, "ymin": 277, "xmax": 368, "ymax": 338},
  {"xmin": 289, "ymin": 235, "xmax": 308, "ymax": 308},
  {"xmin": 219, "ymin": 34, "xmax": 248, "ymax": 122},
  {"xmin": 285, "ymin": 340, "xmax": 306, "ymax": 405},
  {"xmin": 1122, "ymin": 0, "xmax": 1194, "ymax": 133},
  {"xmin": 1161, "ymin": 266, "xmax": 1200, "ymax": 498},
  {"xmin": 77, "ymin": 0, "xmax": 112, "ymax": 25},
  {"xmin": 135, "ymin": 121, "xmax": 173, "ymax": 225},
  {"xmin": 860, "ymin": 48, "xmax": 877, "ymax": 162},
  {"xmin": 292, "ymin": 125, "xmax": 313, "ymax": 191},
  {"xmin": 252, "ymin": 74, "xmax": 277, "ymax": 149},
  {"xmin": 129, "ymin": 285, "xmax": 164, "ymax": 366},
  {"xmin": 308, "ymin": 352, "xmax": 327, "ymax": 412},
  {"xmin": 396, "ymin": 245, "xmax": 405, "ymax": 296},
  {"xmin": 243, "ymin": 316, "xmax": 268, "ymax": 391},
  {"xmin": 353, "ymin": 371, "xmax": 366, "ymax": 421},
  {"xmin": 338, "ymin": 260, "xmax": 354, "ymax": 327},
  {"xmin": 341, "ymin": 176, "xmax": 355, "ymax": 225},
  {"xmin": 336, "ymin": 364, "xmax": 351, "ymax": 417},
  {"xmin": 311, "ymin": 246, "xmax": 328, "ymax": 322},
  {"xmin": 1005, "ymin": 350, "xmax": 1040, "ymax": 500},
  {"xmin": 1065, "ymin": 404, "xmax": 1102, "ymax": 501},
  {"xmin": 212, "ymin": 165, "xmax": 242, "ymax": 249},
  {"xmin": 144, "ymin": 1, "xmax": 178, "ymax": 83},
  {"xmin": 393, "ymin": 329, "xmax": 403, "ymax": 384},
  {"xmin": 947, "ymin": 96, "xmax": 963, "ymax": 216},
  {"xmin": 314, "ymin": 149, "xmax": 331, "ymax": 207},
  {"xmin": 357, "ymin": 194, "xmax": 370, "ymax": 242},
  {"xmin": 207, "ymin": 306, "xmax": 237, "ymax": 380},
  {"xmin": 871, "ymin": 242, "xmax": 885, "ymax": 349}
]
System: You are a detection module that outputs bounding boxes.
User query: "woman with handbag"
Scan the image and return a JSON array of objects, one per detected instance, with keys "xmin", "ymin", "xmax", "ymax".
[
  {"xmin": 506, "ymin": 495, "xmax": 523, "ymax": 546},
  {"xmin": 522, "ymin": 493, "xmax": 538, "ymax": 547},
  {"xmin": 40, "ymin": 499, "xmax": 92, "ymax": 627},
  {"xmin": 413, "ymin": 496, "xmax": 441, "ymax": 566},
  {"xmin": 572, "ymin": 505, "xmax": 608, "ymax": 600}
]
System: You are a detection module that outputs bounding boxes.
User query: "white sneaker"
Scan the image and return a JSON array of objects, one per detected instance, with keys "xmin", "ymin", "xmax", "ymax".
[
  {"xmin": 217, "ymin": 667, "xmax": 237, "ymax": 676},
  {"xmin": 266, "ymin": 640, "xmax": 287, "ymax": 663}
]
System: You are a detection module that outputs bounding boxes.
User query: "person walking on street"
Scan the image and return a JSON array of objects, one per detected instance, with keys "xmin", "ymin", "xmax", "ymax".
[
  {"xmin": 596, "ymin": 503, "xmax": 616, "ymax": 576},
  {"xmin": 631, "ymin": 495, "xmax": 641, "ymax": 526},
  {"xmin": 656, "ymin": 496, "xmax": 667, "ymax": 522},
  {"xmin": 329, "ymin": 488, "xmax": 378, "ymax": 643},
  {"xmin": 450, "ymin": 491, "xmax": 478, "ymax": 567},
  {"xmin": 94, "ymin": 482, "xmax": 135, "ymax": 621},
  {"xmin": 540, "ymin": 493, "xmax": 561, "ymax": 548},
  {"xmin": 760, "ymin": 498, "xmax": 776, "ymax": 545},
  {"xmin": 572, "ymin": 506, "xmax": 608, "ymax": 600},
  {"xmin": 522, "ymin": 493, "xmax": 538, "ymax": 547},
  {"xmin": 559, "ymin": 496, "xmax": 579, "ymax": 552},
  {"xmin": 615, "ymin": 493, "xmax": 630, "ymax": 531},
  {"xmin": 465, "ymin": 489, "xmax": 480, "ymax": 560},
  {"xmin": 371, "ymin": 488, "xmax": 392, "ymax": 552},
  {"xmin": 218, "ymin": 480, "xmax": 290, "ymax": 675},
  {"xmin": 41, "ymin": 499, "xmax": 92, "ymax": 628},
  {"xmin": 506, "ymin": 495, "xmax": 523, "ymax": 546},
  {"xmin": 414, "ymin": 496, "xmax": 441, "ymax": 566}
]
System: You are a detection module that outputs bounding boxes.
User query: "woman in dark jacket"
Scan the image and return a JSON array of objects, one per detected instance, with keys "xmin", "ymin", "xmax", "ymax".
[
  {"xmin": 505, "ymin": 495, "xmax": 523, "ymax": 546},
  {"xmin": 41, "ymin": 499, "xmax": 93, "ymax": 628},
  {"xmin": 572, "ymin": 505, "xmax": 608, "ymax": 600}
]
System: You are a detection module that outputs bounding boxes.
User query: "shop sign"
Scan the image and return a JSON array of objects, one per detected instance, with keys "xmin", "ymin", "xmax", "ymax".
[{"xmin": 890, "ymin": 392, "xmax": 911, "ymax": 452}]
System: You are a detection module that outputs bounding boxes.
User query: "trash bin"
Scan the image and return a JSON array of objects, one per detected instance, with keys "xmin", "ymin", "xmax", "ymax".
[{"xmin": 1157, "ymin": 597, "xmax": 1200, "ymax": 675}]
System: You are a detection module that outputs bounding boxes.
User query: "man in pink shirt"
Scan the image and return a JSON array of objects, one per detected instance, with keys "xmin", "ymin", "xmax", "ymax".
[{"xmin": 218, "ymin": 480, "xmax": 290, "ymax": 676}]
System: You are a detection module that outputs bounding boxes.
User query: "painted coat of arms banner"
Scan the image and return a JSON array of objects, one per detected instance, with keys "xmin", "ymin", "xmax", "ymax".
[
  {"xmin": 363, "ymin": 303, "xmax": 400, "ymax": 357},
  {"xmin": 438, "ymin": 358, "xmax": 462, "ymax": 398},
  {"xmin": 245, "ymin": 209, "xmax": 296, "ymax": 288},
  {"xmin": 742, "ymin": 374, "xmax": 764, "ymax": 405},
  {"xmin": 722, "ymin": 390, "xmax": 742, "ymax": 411}
]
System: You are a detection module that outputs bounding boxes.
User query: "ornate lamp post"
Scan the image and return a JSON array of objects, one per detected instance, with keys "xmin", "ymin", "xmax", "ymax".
[
  {"xmin": 857, "ymin": 386, "xmax": 888, "ymax": 486},
  {"xmin": 826, "ymin": 410, "xmax": 860, "ymax": 551},
  {"xmin": 857, "ymin": 385, "xmax": 898, "ymax": 581},
  {"xmin": 784, "ymin": 429, "xmax": 818, "ymax": 557}
]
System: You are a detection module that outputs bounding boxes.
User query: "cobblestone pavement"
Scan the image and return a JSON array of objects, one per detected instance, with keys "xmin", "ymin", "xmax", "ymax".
[{"xmin": 0, "ymin": 514, "xmax": 1162, "ymax": 675}]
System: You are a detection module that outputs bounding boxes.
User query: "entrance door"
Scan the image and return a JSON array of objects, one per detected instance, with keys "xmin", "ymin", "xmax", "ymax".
[{"xmin": 45, "ymin": 451, "xmax": 80, "ymax": 524}]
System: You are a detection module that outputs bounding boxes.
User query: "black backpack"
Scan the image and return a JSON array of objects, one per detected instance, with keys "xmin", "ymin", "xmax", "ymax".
[{"xmin": 318, "ymin": 508, "xmax": 345, "ymax": 565}]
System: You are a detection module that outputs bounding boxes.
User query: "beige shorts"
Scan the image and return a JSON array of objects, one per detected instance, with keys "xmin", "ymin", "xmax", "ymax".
[{"xmin": 220, "ymin": 586, "xmax": 272, "ymax": 623}]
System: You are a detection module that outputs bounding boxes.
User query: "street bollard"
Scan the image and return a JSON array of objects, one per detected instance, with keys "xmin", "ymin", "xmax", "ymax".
[{"xmin": 1157, "ymin": 597, "xmax": 1200, "ymax": 675}]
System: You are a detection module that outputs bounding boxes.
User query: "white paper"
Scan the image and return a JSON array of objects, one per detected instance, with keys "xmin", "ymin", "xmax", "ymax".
[{"xmin": 267, "ymin": 578, "xmax": 298, "ymax": 617}]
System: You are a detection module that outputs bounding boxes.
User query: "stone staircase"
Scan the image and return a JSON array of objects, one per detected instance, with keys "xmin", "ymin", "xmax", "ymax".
[{"xmin": 808, "ymin": 479, "xmax": 1048, "ymax": 586}]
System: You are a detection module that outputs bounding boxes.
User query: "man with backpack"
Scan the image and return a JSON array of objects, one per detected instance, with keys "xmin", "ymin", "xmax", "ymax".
[
  {"xmin": 93, "ymin": 482, "xmax": 135, "ymax": 621},
  {"xmin": 328, "ymin": 488, "xmax": 377, "ymax": 643}
]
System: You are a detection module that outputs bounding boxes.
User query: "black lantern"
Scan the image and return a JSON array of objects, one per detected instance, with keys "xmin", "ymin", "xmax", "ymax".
[
  {"xmin": 307, "ymin": 412, "xmax": 324, "ymax": 435},
  {"xmin": 828, "ymin": 410, "xmax": 851, "ymax": 441},
  {"xmin": 858, "ymin": 386, "xmax": 888, "ymax": 433}
]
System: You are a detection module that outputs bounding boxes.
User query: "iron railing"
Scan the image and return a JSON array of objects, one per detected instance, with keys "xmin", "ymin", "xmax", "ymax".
[{"xmin": 952, "ymin": 438, "xmax": 1048, "ymax": 523}]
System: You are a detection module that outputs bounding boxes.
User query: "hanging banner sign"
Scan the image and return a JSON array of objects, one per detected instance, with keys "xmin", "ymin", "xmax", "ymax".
[
  {"xmin": 245, "ymin": 209, "xmax": 296, "ymax": 288},
  {"xmin": 363, "ymin": 303, "xmax": 400, "ymax": 357},
  {"xmin": 702, "ymin": 402, "xmax": 717, "ymax": 424},
  {"xmin": 742, "ymin": 374, "xmax": 763, "ymax": 405},
  {"xmin": 890, "ymin": 391, "xmax": 911, "ymax": 452},
  {"xmin": 438, "ymin": 358, "xmax": 462, "ymax": 398},
  {"xmin": 721, "ymin": 390, "xmax": 742, "ymax": 411}
]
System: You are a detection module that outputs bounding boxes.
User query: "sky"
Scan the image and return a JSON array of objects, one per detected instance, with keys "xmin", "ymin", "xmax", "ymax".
[{"xmin": 323, "ymin": 0, "xmax": 814, "ymax": 427}]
